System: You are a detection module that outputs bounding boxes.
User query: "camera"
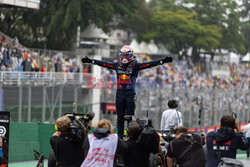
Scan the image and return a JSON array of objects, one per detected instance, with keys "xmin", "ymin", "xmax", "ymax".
[
  {"xmin": 64, "ymin": 111, "xmax": 95, "ymax": 143},
  {"xmin": 124, "ymin": 115, "xmax": 152, "ymax": 129}
]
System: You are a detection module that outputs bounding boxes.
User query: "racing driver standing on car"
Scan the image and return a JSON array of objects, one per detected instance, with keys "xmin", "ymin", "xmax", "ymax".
[{"xmin": 82, "ymin": 45, "xmax": 173, "ymax": 138}]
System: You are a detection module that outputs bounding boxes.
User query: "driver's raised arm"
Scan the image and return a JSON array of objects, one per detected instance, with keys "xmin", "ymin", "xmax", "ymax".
[
  {"xmin": 81, "ymin": 56, "xmax": 115, "ymax": 70},
  {"xmin": 137, "ymin": 56, "xmax": 172, "ymax": 70}
]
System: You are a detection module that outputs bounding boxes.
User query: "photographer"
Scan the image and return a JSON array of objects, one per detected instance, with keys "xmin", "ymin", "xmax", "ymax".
[
  {"xmin": 206, "ymin": 115, "xmax": 248, "ymax": 167},
  {"xmin": 50, "ymin": 116, "xmax": 84, "ymax": 167},
  {"xmin": 167, "ymin": 126, "xmax": 205, "ymax": 167},
  {"xmin": 121, "ymin": 120, "xmax": 161, "ymax": 167},
  {"xmin": 81, "ymin": 119, "xmax": 127, "ymax": 167}
]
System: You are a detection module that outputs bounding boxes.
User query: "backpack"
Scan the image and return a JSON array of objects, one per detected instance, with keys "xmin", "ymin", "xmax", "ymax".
[
  {"xmin": 136, "ymin": 119, "xmax": 160, "ymax": 154},
  {"xmin": 217, "ymin": 158, "xmax": 244, "ymax": 167},
  {"xmin": 216, "ymin": 143, "xmax": 244, "ymax": 167},
  {"xmin": 170, "ymin": 133, "xmax": 202, "ymax": 165}
]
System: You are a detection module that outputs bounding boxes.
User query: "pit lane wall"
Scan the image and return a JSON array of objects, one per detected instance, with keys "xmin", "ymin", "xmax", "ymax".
[
  {"xmin": 189, "ymin": 123, "xmax": 247, "ymax": 134},
  {"xmin": 9, "ymin": 122, "xmax": 55, "ymax": 162}
]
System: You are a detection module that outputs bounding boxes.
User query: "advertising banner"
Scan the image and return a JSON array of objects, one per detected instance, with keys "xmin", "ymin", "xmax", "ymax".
[
  {"xmin": 101, "ymin": 103, "xmax": 116, "ymax": 114},
  {"xmin": 0, "ymin": 112, "xmax": 10, "ymax": 167},
  {"xmin": 189, "ymin": 123, "xmax": 247, "ymax": 134}
]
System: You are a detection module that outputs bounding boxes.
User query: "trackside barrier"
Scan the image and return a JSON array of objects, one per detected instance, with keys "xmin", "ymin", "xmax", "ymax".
[
  {"xmin": 8, "ymin": 122, "xmax": 100, "ymax": 162},
  {"xmin": 188, "ymin": 123, "xmax": 247, "ymax": 134},
  {"xmin": 9, "ymin": 122, "xmax": 54, "ymax": 162}
]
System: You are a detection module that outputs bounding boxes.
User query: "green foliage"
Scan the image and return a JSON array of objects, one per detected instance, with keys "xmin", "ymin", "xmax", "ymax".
[
  {"xmin": 0, "ymin": 0, "xmax": 248, "ymax": 57},
  {"xmin": 241, "ymin": 22, "xmax": 250, "ymax": 54},
  {"xmin": 183, "ymin": 0, "xmax": 245, "ymax": 54},
  {"xmin": 133, "ymin": 0, "xmax": 246, "ymax": 60},
  {"xmin": 0, "ymin": 0, "xmax": 139, "ymax": 50},
  {"xmin": 145, "ymin": 10, "xmax": 222, "ymax": 54},
  {"xmin": 240, "ymin": 0, "xmax": 250, "ymax": 54},
  {"xmin": 119, "ymin": 0, "xmax": 152, "ymax": 41},
  {"xmin": 148, "ymin": 0, "xmax": 184, "ymax": 11}
]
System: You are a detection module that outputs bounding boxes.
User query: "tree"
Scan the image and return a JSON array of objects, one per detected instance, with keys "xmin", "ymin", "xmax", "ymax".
[
  {"xmin": 0, "ymin": 0, "xmax": 139, "ymax": 50},
  {"xmin": 44, "ymin": 0, "xmax": 139, "ymax": 49},
  {"xmin": 240, "ymin": 0, "xmax": 250, "ymax": 54},
  {"xmin": 148, "ymin": 0, "xmax": 184, "ymax": 11},
  {"xmin": 119, "ymin": 0, "xmax": 153, "ymax": 42},
  {"xmin": 144, "ymin": 10, "xmax": 222, "ymax": 61},
  {"xmin": 181, "ymin": 0, "xmax": 245, "ymax": 54}
]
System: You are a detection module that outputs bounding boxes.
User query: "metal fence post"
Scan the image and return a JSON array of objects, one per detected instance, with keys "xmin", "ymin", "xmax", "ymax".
[
  {"xmin": 74, "ymin": 86, "xmax": 79, "ymax": 113},
  {"xmin": 18, "ymin": 86, "xmax": 22, "ymax": 122},
  {"xmin": 58, "ymin": 87, "xmax": 63, "ymax": 118},
  {"xmin": 27, "ymin": 86, "xmax": 32, "ymax": 123},
  {"xmin": 42, "ymin": 86, "xmax": 46, "ymax": 122}
]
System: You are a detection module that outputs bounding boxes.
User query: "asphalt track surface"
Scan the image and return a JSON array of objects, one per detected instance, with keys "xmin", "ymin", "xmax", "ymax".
[{"xmin": 241, "ymin": 160, "xmax": 250, "ymax": 166}]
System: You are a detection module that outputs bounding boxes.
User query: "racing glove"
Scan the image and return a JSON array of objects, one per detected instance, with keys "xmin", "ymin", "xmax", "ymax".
[
  {"xmin": 81, "ymin": 56, "xmax": 93, "ymax": 64},
  {"xmin": 162, "ymin": 56, "xmax": 173, "ymax": 63}
]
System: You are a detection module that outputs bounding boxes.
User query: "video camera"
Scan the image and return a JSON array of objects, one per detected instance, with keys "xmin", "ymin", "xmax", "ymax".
[
  {"xmin": 124, "ymin": 115, "xmax": 153, "ymax": 128},
  {"xmin": 64, "ymin": 111, "xmax": 95, "ymax": 143}
]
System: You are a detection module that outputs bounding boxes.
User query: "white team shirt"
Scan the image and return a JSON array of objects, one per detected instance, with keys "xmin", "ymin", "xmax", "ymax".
[
  {"xmin": 160, "ymin": 108, "xmax": 183, "ymax": 130},
  {"xmin": 244, "ymin": 123, "xmax": 250, "ymax": 138},
  {"xmin": 81, "ymin": 133, "xmax": 118, "ymax": 167}
]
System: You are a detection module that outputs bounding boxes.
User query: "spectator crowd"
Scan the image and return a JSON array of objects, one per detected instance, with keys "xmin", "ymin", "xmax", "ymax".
[
  {"xmin": 0, "ymin": 35, "xmax": 81, "ymax": 73},
  {"xmin": 101, "ymin": 56, "xmax": 250, "ymax": 128}
]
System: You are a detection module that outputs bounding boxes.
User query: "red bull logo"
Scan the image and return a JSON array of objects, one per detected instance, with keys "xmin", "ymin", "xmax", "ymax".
[{"xmin": 120, "ymin": 74, "xmax": 130, "ymax": 80}]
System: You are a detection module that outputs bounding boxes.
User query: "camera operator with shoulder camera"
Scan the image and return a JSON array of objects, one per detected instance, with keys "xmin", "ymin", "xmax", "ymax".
[
  {"xmin": 50, "ymin": 116, "xmax": 84, "ymax": 167},
  {"xmin": 167, "ymin": 126, "xmax": 206, "ymax": 167}
]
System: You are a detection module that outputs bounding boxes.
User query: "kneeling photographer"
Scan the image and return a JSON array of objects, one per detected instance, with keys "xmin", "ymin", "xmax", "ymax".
[
  {"xmin": 49, "ymin": 116, "xmax": 85, "ymax": 167},
  {"xmin": 167, "ymin": 126, "xmax": 205, "ymax": 167}
]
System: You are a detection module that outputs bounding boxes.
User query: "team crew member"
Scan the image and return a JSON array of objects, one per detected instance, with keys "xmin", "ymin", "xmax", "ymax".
[
  {"xmin": 81, "ymin": 119, "xmax": 127, "ymax": 167},
  {"xmin": 82, "ymin": 45, "xmax": 173, "ymax": 138},
  {"xmin": 206, "ymin": 115, "xmax": 248, "ymax": 167},
  {"xmin": 161, "ymin": 99, "xmax": 182, "ymax": 130}
]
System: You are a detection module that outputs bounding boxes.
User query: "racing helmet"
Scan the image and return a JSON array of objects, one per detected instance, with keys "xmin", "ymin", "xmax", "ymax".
[{"xmin": 119, "ymin": 45, "xmax": 135, "ymax": 64}]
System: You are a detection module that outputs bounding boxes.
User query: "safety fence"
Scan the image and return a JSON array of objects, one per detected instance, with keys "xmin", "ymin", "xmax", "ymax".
[
  {"xmin": 101, "ymin": 82, "xmax": 250, "ymax": 129},
  {"xmin": 5, "ymin": 104, "xmax": 92, "ymax": 122},
  {"xmin": 138, "ymin": 84, "xmax": 249, "ymax": 129},
  {"xmin": 0, "ymin": 71, "xmax": 94, "ymax": 124},
  {"xmin": 0, "ymin": 72, "xmax": 90, "ymax": 86}
]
